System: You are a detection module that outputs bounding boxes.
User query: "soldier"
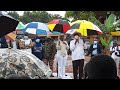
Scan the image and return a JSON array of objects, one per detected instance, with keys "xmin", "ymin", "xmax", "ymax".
[{"xmin": 43, "ymin": 37, "xmax": 56, "ymax": 77}]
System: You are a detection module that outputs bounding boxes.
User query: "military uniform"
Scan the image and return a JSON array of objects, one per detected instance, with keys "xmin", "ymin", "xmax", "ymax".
[{"xmin": 43, "ymin": 40, "xmax": 56, "ymax": 71}]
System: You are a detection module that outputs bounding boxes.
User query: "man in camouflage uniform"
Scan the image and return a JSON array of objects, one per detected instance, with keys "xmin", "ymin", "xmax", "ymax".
[{"xmin": 43, "ymin": 37, "xmax": 56, "ymax": 77}]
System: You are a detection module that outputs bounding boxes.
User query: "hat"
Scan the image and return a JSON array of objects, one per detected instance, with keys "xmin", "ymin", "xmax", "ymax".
[
  {"xmin": 24, "ymin": 32, "xmax": 29, "ymax": 36},
  {"xmin": 73, "ymin": 32, "xmax": 81, "ymax": 36}
]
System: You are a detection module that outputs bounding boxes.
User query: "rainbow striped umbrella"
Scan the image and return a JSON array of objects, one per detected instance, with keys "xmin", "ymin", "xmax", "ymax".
[{"xmin": 48, "ymin": 19, "xmax": 70, "ymax": 33}]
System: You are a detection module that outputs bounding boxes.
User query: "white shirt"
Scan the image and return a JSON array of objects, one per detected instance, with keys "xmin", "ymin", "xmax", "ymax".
[
  {"xmin": 92, "ymin": 44, "xmax": 97, "ymax": 55},
  {"xmin": 70, "ymin": 39, "xmax": 85, "ymax": 60},
  {"xmin": 56, "ymin": 41, "xmax": 69, "ymax": 57}
]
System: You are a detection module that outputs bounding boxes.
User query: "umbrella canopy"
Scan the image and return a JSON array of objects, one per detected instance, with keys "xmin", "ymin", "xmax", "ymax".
[
  {"xmin": 0, "ymin": 48, "xmax": 52, "ymax": 79},
  {"xmin": 0, "ymin": 12, "xmax": 19, "ymax": 37},
  {"xmin": 48, "ymin": 19, "xmax": 70, "ymax": 33},
  {"xmin": 16, "ymin": 22, "xmax": 25, "ymax": 30},
  {"xmin": 5, "ymin": 32, "xmax": 16, "ymax": 42},
  {"xmin": 22, "ymin": 22, "xmax": 52, "ymax": 35},
  {"xmin": 66, "ymin": 20, "xmax": 102, "ymax": 36}
]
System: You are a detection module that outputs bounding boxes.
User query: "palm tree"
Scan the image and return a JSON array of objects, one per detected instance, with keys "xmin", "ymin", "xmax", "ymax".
[{"xmin": 89, "ymin": 14, "xmax": 120, "ymax": 55}]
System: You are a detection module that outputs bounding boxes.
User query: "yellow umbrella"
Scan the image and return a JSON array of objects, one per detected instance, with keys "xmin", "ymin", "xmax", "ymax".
[{"xmin": 66, "ymin": 20, "xmax": 102, "ymax": 36}]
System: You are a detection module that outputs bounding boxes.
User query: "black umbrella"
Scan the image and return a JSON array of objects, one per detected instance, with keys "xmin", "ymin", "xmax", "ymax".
[{"xmin": 0, "ymin": 12, "xmax": 19, "ymax": 37}]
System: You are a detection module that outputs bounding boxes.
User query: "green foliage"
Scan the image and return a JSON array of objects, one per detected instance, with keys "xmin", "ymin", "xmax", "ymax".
[
  {"xmin": 7, "ymin": 11, "xmax": 63, "ymax": 24},
  {"xmin": 89, "ymin": 14, "xmax": 116, "ymax": 49},
  {"xmin": 8, "ymin": 11, "xmax": 20, "ymax": 20},
  {"xmin": 65, "ymin": 11, "xmax": 95, "ymax": 21},
  {"xmin": 105, "ymin": 14, "xmax": 116, "ymax": 33},
  {"xmin": 100, "ymin": 37, "xmax": 108, "ymax": 48}
]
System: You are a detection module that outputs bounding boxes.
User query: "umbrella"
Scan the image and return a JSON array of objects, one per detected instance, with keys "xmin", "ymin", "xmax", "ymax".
[
  {"xmin": 5, "ymin": 31, "xmax": 16, "ymax": 42},
  {"xmin": 48, "ymin": 19, "xmax": 70, "ymax": 33},
  {"xmin": 22, "ymin": 22, "xmax": 52, "ymax": 35},
  {"xmin": 16, "ymin": 22, "xmax": 25, "ymax": 30},
  {"xmin": 0, "ymin": 48, "xmax": 52, "ymax": 79},
  {"xmin": 0, "ymin": 12, "xmax": 19, "ymax": 37},
  {"xmin": 66, "ymin": 20, "xmax": 102, "ymax": 36}
]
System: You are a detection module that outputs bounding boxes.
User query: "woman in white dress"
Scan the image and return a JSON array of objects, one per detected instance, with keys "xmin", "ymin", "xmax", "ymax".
[{"xmin": 56, "ymin": 35, "xmax": 69, "ymax": 79}]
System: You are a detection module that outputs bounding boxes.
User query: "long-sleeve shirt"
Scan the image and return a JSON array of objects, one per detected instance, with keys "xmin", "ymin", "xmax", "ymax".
[
  {"xmin": 70, "ymin": 39, "xmax": 85, "ymax": 60},
  {"xmin": 56, "ymin": 40, "xmax": 69, "ymax": 57}
]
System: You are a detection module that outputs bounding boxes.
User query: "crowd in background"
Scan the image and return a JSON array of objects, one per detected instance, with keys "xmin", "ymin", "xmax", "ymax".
[{"xmin": 0, "ymin": 32, "xmax": 120, "ymax": 79}]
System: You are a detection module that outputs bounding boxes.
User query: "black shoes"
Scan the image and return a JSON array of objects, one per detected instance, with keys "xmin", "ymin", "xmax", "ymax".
[{"xmin": 50, "ymin": 74, "xmax": 54, "ymax": 77}]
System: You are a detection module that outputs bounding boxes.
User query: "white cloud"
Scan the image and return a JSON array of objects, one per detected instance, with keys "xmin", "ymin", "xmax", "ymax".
[
  {"xmin": 46, "ymin": 11, "xmax": 65, "ymax": 17},
  {"xmin": 16, "ymin": 11, "xmax": 66, "ymax": 17},
  {"xmin": 17, "ymin": 11, "xmax": 24, "ymax": 16}
]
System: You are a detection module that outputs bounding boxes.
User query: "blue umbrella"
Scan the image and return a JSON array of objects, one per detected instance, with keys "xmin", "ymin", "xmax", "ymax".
[{"xmin": 21, "ymin": 22, "xmax": 52, "ymax": 35}]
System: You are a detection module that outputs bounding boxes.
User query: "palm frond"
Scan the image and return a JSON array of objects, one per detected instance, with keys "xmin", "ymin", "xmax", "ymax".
[{"xmin": 105, "ymin": 14, "xmax": 116, "ymax": 32}]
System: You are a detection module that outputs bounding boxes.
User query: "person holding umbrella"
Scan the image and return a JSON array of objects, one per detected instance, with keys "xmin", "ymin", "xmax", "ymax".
[{"xmin": 70, "ymin": 32, "xmax": 85, "ymax": 79}]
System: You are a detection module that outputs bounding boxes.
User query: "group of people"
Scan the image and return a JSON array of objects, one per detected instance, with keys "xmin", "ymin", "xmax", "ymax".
[{"xmin": 0, "ymin": 31, "xmax": 120, "ymax": 79}]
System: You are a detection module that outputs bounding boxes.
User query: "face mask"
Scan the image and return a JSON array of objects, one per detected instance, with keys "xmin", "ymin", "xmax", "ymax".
[
  {"xmin": 36, "ymin": 39, "xmax": 40, "ymax": 43},
  {"xmin": 24, "ymin": 36, "xmax": 28, "ymax": 39},
  {"xmin": 94, "ymin": 41, "xmax": 98, "ymax": 44},
  {"xmin": 74, "ymin": 36, "xmax": 79, "ymax": 39}
]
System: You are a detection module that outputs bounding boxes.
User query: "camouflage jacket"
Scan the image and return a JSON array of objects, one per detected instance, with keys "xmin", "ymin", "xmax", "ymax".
[{"xmin": 43, "ymin": 42, "xmax": 56, "ymax": 59}]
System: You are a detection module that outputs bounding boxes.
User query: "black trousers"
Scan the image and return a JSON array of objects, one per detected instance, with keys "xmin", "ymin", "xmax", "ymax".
[{"xmin": 72, "ymin": 59, "xmax": 84, "ymax": 79}]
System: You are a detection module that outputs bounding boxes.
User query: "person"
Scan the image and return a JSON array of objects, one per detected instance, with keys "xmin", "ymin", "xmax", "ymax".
[
  {"xmin": 56, "ymin": 35, "xmax": 69, "ymax": 79},
  {"xmin": 70, "ymin": 32, "xmax": 85, "ymax": 79},
  {"xmin": 87, "ymin": 39, "xmax": 102, "ymax": 57},
  {"xmin": 110, "ymin": 41, "xmax": 120, "ymax": 76},
  {"xmin": 84, "ymin": 55, "xmax": 118, "ymax": 79},
  {"xmin": 0, "ymin": 36, "xmax": 8, "ymax": 48},
  {"xmin": 43, "ymin": 36, "xmax": 56, "ymax": 77},
  {"xmin": 16, "ymin": 35, "xmax": 23, "ymax": 49},
  {"xmin": 32, "ymin": 36, "xmax": 43, "ymax": 60},
  {"xmin": 19, "ymin": 33, "xmax": 33, "ymax": 53}
]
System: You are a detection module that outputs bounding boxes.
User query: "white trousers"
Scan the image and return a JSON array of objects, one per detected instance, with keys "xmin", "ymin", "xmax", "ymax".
[{"xmin": 56, "ymin": 54, "xmax": 67, "ymax": 79}]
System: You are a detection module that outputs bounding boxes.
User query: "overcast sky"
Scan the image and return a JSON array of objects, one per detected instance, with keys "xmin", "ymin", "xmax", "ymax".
[{"xmin": 16, "ymin": 11, "xmax": 66, "ymax": 17}]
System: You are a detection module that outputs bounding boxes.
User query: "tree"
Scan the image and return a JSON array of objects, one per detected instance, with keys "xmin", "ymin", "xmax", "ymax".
[
  {"xmin": 8, "ymin": 11, "xmax": 20, "ymax": 20},
  {"xmin": 65, "ymin": 11, "xmax": 95, "ymax": 21},
  {"xmin": 89, "ymin": 14, "xmax": 119, "ymax": 55},
  {"xmin": 50, "ymin": 14, "xmax": 62, "ymax": 19},
  {"xmin": 18, "ymin": 11, "xmax": 63, "ymax": 24}
]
